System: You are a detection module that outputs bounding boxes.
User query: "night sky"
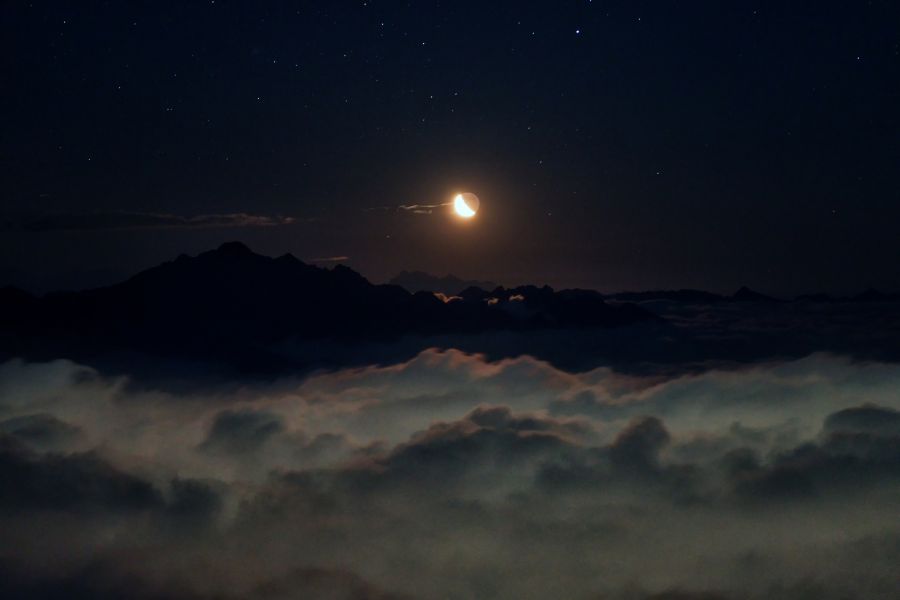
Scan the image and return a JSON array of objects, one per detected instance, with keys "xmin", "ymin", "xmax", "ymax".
[{"xmin": 2, "ymin": 1, "xmax": 899, "ymax": 294}]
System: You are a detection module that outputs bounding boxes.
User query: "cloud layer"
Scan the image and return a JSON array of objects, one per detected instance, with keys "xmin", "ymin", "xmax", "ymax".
[{"xmin": 1, "ymin": 351, "xmax": 899, "ymax": 599}]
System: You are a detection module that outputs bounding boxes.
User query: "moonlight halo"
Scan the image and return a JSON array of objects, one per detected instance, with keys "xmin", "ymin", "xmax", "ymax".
[{"xmin": 453, "ymin": 193, "xmax": 480, "ymax": 219}]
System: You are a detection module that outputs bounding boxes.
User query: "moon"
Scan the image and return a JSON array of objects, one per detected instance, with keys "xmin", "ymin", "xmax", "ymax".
[{"xmin": 453, "ymin": 193, "xmax": 480, "ymax": 218}]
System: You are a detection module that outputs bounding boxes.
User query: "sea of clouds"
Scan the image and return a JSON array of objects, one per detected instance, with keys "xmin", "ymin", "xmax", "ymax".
[{"xmin": 1, "ymin": 349, "xmax": 899, "ymax": 599}]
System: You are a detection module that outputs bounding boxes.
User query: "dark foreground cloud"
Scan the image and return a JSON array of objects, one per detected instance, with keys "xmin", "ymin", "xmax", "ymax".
[
  {"xmin": 9, "ymin": 211, "xmax": 297, "ymax": 232},
  {"xmin": 0, "ymin": 353, "xmax": 899, "ymax": 599}
]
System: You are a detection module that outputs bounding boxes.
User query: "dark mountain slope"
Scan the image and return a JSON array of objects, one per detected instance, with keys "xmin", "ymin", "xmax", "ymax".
[{"xmin": 0, "ymin": 242, "xmax": 656, "ymax": 371}]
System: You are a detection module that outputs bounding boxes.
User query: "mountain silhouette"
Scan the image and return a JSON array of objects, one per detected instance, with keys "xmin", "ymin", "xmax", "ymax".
[
  {"xmin": 731, "ymin": 286, "xmax": 780, "ymax": 302},
  {"xmin": 388, "ymin": 270, "xmax": 500, "ymax": 295},
  {"xmin": 0, "ymin": 242, "xmax": 655, "ymax": 371},
  {"xmin": 852, "ymin": 288, "xmax": 900, "ymax": 302},
  {"xmin": 607, "ymin": 289, "xmax": 728, "ymax": 303},
  {"xmin": 794, "ymin": 292, "xmax": 835, "ymax": 303},
  {"xmin": 607, "ymin": 288, "xmax": 785, "ymax": 304}
]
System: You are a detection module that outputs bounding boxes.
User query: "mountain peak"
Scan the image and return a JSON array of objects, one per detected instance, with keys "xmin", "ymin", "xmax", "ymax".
[
  {"xmin": 331, "ymin": 263, "xmax": 369, "ymax": 285},
  {"xmin": 214, "ymin": 241, "xmax": 254, "ymax": 257},
  {"xmin": 732, "ymin": 286, "xmax": 778, "ymax": 302},
  {"xmin": 276, "ymin": 252, "xmax": 301, "ymax": 264},
  {"xmin": 389, "ymin": 270, "xmax": 499, "ymax": 295}
]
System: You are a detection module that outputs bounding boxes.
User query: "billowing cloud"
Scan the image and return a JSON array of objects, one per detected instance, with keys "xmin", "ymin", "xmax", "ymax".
[{"xmin": 1, "ymin": 351, "xmax": 899, "ymax": 598}]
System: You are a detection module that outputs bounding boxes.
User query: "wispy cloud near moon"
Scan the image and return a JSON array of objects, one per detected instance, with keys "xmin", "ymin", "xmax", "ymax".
[
  {"xmin": 365, "ymin": 202, "xmax": 451, "ymax": 215},
  {"xmin": 306, "ymin": 256, "xmax": 350, "ymax": 263}
]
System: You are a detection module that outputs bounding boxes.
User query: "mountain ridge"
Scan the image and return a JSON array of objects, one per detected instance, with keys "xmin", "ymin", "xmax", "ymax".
[
  {"xmin": 388, "ymin": 270, "xmax": 500, "ymax": 295},
  {"xmin": 0, "ymin": 242, "xmax": 656, "ymax": 371}
]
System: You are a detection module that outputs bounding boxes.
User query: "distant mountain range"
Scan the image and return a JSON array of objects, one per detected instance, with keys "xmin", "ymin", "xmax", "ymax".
[
  {"xmin": 387, "ymin": 275, "xmax": 900, "ymax": 305},
  {"xmin": 2, "ymin": 243, "xmax": 898, "ymax": 377},
  {"xmin": 0, "ymin": 242, "xmax": 654, "ymax": 370},
  {"xmin": 606, "ymin": 286, "xmax": 900, "ymax": 304},
  {"xmin": 388, "ymin": 270, "xmax": 500, "ymax": 295},
  {"xmin": 607, "ymin": 286, "xmax": 780, "ymax": 303}
]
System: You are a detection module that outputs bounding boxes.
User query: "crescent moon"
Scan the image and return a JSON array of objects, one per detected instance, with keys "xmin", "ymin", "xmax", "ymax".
[{"xmin": 453, "ymin": 193, "xmax": 479, "ymax": 218}]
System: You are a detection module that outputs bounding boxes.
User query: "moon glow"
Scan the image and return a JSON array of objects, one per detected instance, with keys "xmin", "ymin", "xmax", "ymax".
[{"xmin": 453, "ymin": 193, "xmax": 480, "ymax": 218}]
